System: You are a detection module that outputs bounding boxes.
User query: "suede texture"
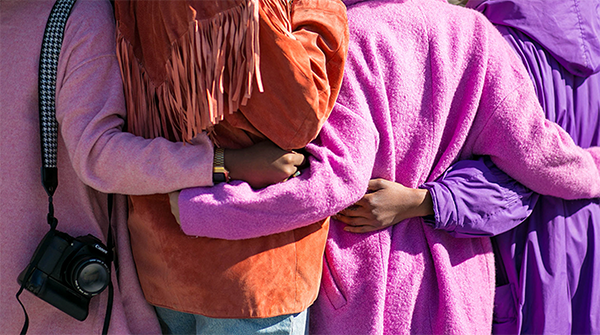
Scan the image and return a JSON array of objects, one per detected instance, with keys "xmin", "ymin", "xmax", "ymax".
[
  {"xmin": 120, "ymin": 0, "xmax": 348, "ymax": 318},
  {"xmin": 128, "ymin": 194, "xmax": 328, "ymax": 318},
  {"xmin": 212, "ymin": 0, "xmax": 349, "ymax": 150}
]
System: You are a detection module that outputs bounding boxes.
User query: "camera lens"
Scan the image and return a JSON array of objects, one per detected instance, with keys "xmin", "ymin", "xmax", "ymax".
[{"xmin": 71, "ymin": 259, "xmax": 109, "ymax": 296}]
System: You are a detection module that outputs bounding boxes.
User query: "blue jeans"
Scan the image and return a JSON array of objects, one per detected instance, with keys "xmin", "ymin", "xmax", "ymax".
[{"xmin": 155, "ymin": 306, "xmax": 309, "ymax": 335}]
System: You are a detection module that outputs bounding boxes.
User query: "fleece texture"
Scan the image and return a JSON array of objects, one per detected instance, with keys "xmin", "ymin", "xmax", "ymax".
[
  {"xmin": 310, "ymin": 1, "xmax": 600, "ymax": 334},
  {"xmin": 433, "ymin": 1, "xmax": 600, "ymax": 333},
  {"xmin": 118, "ymin": 0, "xmax": 352, "ymax": 318},
  {"xmin": 176, "ymin": 0, "xmax": 600, "ymax": 334}
]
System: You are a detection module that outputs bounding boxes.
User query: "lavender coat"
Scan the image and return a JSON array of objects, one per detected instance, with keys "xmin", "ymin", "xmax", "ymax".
[
  {"xmin": 176, "ymin": 0, "xmax": 600, "ymax": 333},
  {"xmin": 423, "ymin": 0, "xmax": 600, "ymax": 333}
]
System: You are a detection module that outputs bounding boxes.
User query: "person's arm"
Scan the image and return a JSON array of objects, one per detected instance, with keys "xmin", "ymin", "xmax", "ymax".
[
  {"xmin": 56, "ymin": 1, "xmax": 304, "ymax": 195},
  {"xmin": 422, "ymin": 157, "xmax": 539, "ymax": 237},
  {"xmin": 459, "ymin": 16, "xmax": 600, "ymax": 200},
  {"xmin": 237, "ymin": 0, "xmax": 349, "ymax": 150},
  {"xmin": 335, "ymin": 157, "xmax": 538, "ymax": 235},
  {"xmin": 173, "ymin": 102, "xmax": 378, "ymax": 240}
]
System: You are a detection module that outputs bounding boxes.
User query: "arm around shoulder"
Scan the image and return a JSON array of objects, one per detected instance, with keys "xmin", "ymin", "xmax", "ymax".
[
  {"xmin": 56, "ymin": 3, "xmax": 214, "ymax": 195},
  {"xmin": 177, "ymin": 102, "xmax": 378, "ymax": 240}
]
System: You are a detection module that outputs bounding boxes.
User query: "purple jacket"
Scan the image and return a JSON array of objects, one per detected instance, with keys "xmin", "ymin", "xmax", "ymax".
[
  {"xmin": 178, "ymin": 0, "xmax": 600, "ymax": 333},
  {"xmin": 424, "ymin": 0, "xmax": 600, "ymax": 333}
]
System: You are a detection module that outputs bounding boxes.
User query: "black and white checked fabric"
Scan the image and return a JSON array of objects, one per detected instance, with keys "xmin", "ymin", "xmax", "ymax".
[{"xmin": 39, "ymin": 0, "xmax": 76, "ymax": 169}]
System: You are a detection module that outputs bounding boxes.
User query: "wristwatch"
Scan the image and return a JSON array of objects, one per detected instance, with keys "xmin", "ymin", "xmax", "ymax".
[{"xmin": 213, "ymin": 147, "xmax": 230, "ymax": 184}]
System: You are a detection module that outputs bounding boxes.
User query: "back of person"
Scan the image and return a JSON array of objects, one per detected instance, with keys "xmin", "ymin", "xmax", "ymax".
[
  {"xmin": 114, "ymin": 1, "xmax": 350, "ymax": 332},
  {"xmin": 467, "ymin": 0, "xmax": 600, "ymax": 333},
  {"xmin": 0, "ymin": 1, "xmax": 162, "ymax": 333},
  {"xmin": 311, "ymin": 0, "xmax": 600, "ymax": 334},
  {"xmin": 313, "ymin": 0, "xmax": 525, "ymax": 333}
]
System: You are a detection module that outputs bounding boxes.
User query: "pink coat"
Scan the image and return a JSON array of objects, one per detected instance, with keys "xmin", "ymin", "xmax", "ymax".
[
  {"xmin": 175, "ymin": 0, "xmax": 600, "ymax": 334},
  {"xmin": 0, "ymin": 1, "xmax": 215, "ymax": 333}
]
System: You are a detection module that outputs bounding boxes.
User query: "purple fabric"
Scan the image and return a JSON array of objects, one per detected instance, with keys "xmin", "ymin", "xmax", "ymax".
[
  {"xmin": 422, "ymin": 157, "xmax": 538, "ymax": 238},
  {"xmin": 492, "ymin": 23, "xmax": 600, "ymax": 335},
  {"xmin": 495, "ymin": 24, "xmax": 600, "ymax": 148},
  {"xmin": 493, "ymin": 197, "xmax": 600, "ymax": 334},
  {"xmin": 423, "ymin": 0, "xmax": 600, "ymax": 333},
  {"xmin": 467, "ymin": 0, "xmax": 600, "ymax": 77},
  {"xmin": 178, "ymin": 0, "xmax": 600, "ymax": 333},
  {"xmin": 179, "ymin": 102, "xmax": 378, "ymax": 239}
]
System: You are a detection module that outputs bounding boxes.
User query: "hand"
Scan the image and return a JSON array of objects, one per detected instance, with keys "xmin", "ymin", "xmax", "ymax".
[
  {"xmin": 224, "ymin": 140, "xmax": 307, "ymax": 189},
  {"xmin": 334, "ymin": 178, "xmax": 434, "ymax": 233}
]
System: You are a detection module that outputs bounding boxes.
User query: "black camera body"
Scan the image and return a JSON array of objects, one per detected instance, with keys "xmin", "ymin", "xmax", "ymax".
[{"xmin": 17, "ymin": 229, "xmax": 111, "ymax": 321}]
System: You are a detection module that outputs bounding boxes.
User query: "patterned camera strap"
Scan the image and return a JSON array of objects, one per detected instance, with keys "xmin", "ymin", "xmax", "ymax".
[
  {"xmin": 37, "ymin": 1, "xmax": 115, "ymax": 334},
  {"xmin": 16, "ymin": 2, "xmax": 110, "ymax": 335},
  {"xmin": 17, "ymin": 2, "xmax": 77, "ymax": 333},
  {"xmin": 39, "ymin": 0, "xmax": 76, "ymax": 200}
]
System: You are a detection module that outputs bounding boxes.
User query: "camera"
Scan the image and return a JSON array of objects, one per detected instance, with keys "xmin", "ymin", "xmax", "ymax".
[{"xmin": 17, "ymin": 229, "xmax": 111, "ymax": 321}]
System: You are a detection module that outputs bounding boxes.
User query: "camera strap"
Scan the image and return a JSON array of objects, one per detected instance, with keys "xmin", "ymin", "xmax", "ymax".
[{"xmin": 16, "ymin": 1, "xmax": 114, "ymax": 334}]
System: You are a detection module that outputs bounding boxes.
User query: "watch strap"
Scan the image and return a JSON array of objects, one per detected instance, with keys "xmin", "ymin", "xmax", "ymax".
[{"xmin": 213, "ymin": 148, "xmax": 229, "ymax": 183}]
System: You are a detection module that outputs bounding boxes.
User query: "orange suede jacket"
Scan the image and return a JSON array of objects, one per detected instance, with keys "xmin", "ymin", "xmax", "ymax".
[{"xmin": 116, "ymin": 0, "xmax": 349, "ymax": 317}]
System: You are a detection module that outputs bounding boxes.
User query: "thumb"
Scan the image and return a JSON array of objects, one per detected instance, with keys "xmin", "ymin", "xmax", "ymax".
[{"xmin": 289, "ymin": 151, "xmax": 307, "ymax": 167}]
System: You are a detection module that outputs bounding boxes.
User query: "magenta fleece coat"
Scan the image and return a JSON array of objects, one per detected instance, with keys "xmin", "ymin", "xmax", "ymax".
[
  {"xmin": 176, "ymin": 0, "xmax": 600, "ymax": 334},
  {"xmin": 1, "ymin": 1, "xmax": 216, "ymax": 334}
]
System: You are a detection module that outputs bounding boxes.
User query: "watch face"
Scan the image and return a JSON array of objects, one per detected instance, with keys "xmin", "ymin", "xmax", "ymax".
[{"xmin": 213, "ymin": 172, "xmax": 227, "ymax": 183}]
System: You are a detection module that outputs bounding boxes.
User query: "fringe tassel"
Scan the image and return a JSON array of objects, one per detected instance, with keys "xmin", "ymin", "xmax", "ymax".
[
  {"xmin": 261, "ymin": 0, "xmax": 293, "ymax": 39},
  {"xmin": 117, "ymin": 0, "xmax": 292, "ymax": 142}
]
